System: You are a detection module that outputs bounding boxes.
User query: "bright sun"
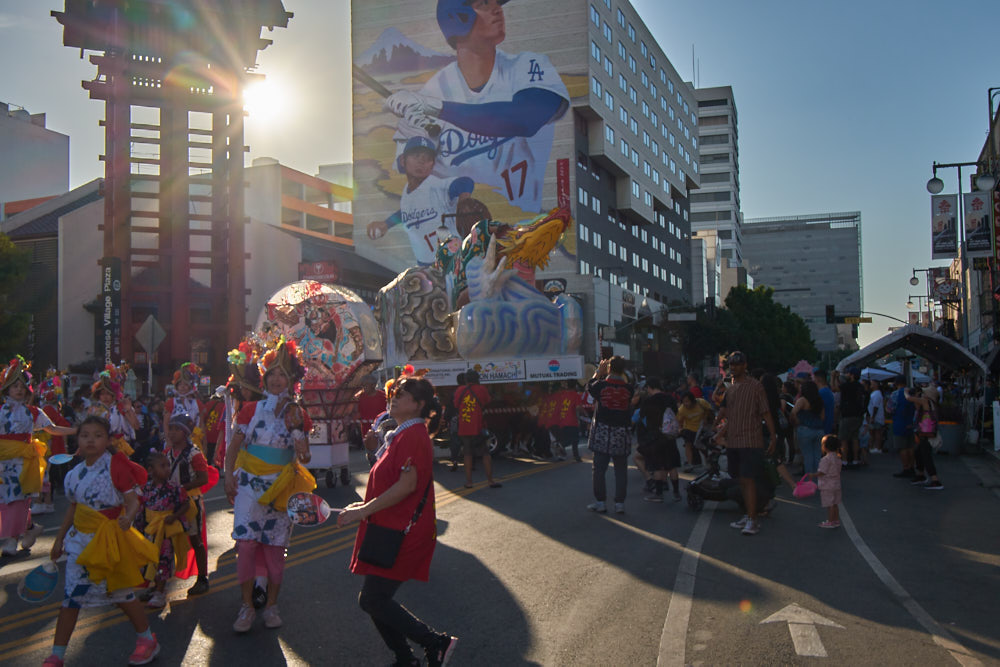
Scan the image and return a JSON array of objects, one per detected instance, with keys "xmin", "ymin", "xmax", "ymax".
[{"xmin": 243, "ymin": 78, "xmax": 287, "ymax": 126}]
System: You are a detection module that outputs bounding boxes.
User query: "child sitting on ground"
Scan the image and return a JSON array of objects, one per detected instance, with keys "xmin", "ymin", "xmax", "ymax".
[
  {"xmin": 47, "ymin": 415, "xmax": 160, "ymax": 666},
  {"xmin": 809, "ymin": 434, "xmax": 842, "ymax": 529},
  {"xmin": 136, "ymin": 451, "xmax": 190, "ymax": 609}
]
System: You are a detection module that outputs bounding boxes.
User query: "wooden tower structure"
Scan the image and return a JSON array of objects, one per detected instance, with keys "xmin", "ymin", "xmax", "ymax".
[{"xmin": 53, "ymin": 0, "xmax": 291, "ymax": 381}]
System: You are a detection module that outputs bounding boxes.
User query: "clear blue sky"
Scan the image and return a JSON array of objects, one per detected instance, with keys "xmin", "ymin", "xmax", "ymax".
[{"xmin": 3, "ymin": 0, "xmax": 999, "ymax": 346}]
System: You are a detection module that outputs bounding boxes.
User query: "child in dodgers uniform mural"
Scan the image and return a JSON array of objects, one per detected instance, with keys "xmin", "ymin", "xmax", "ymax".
[
  {"xmin": 386, "ymin": 0, "xmax": 570, "ymax": 215},
  {"xmin": 367, "ymin": 136, "xmax": 474, "ymax": 265}
]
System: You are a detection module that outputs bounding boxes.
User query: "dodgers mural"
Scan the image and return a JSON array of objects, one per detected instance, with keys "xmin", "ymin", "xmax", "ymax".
[{"xmin": 352, "ymin": 0, "xmax": 587, "ymax": 272}]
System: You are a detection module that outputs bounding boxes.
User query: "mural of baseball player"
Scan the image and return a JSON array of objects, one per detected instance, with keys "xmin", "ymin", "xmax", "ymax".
[
  {"xmin": 366, "ymin": 136, "xmax": 475, "ymax": 265},
  {"xmin": 385, "ymin": 0, "xmax": 570, "ymax": 215}
]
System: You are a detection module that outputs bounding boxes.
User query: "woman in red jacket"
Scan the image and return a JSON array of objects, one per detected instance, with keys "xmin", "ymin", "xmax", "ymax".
[{"xmin": 338, "ymin": 376, "xmax": 457, "ymax": 667}]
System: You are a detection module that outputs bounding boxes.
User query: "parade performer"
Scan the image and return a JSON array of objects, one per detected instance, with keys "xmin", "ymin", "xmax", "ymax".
[
  {"xmin": 46, "ymin": 415, "xmax": 160, "ymax": 666},
  {"xmin": 163, "ymin": 412, "xmax": 212, "ymax": 596},
  {"xmin": 87, "ymin": 364, "xmax": 140, "ymax": 458},
  {"xmin": 136, "ymin": 451, "xmax": 190, "ymax": 609},
  {"xmin": 213, "ymin": 341, "xmax": 264, "ymax": 469},
  {"xmin": 0, "ymin": 357, "xmax": 76, "ymax": 556},
  {"xmin": 338, "ymin": 374, "xmax": 458, "ymax": 667},
  {"xmin": 35, "ymin": 370, "xmax": 73, "ymax": 514},
  {"xmin": 164, "ymin": 362, "xmax": 206, "ymax": 450},
  {"xmin": 224, "ymin": 337, "xmax": 314, "ymax": 633}
]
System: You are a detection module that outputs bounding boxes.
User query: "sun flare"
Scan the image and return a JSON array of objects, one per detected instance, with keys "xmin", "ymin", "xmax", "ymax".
[{"xmin": 243, "ymin": 78, "xmax": 287, "ymax": 126}]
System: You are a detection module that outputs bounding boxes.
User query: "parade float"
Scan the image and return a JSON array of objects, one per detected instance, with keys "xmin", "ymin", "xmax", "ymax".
[
  {"xmin": 255, "ymin": 281, "xmax": 382, "ymax": 486},
  {"xmin": 375, "ymin": 205, "xmax": 585, "ymax": 386}
]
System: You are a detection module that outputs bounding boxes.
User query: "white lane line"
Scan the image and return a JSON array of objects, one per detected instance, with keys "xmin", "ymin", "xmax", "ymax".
[
  {"xmin": 657, "ymin": 501, "xmax": 715, "ymax": 667},
  {"xmin": 840, "ymin": 503, "xmax": 982, "ymax": 666}
]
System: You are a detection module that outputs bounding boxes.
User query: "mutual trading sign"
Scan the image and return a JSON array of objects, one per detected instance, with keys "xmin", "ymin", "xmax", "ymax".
[
  {"xmin": 100, "ymin": 257, "xmax": 122, "ymax": 365},
  {"xmin": 524, "ymin": 356, "xmax": 584, "ymax": 381}
]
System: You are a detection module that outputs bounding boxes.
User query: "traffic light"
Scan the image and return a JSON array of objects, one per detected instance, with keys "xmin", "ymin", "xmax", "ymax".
[{"xmin": 826, "ymin": 304, "xmax": 835, "ymax": 324}]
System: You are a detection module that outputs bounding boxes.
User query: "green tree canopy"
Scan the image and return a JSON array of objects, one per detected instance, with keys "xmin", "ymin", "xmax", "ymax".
[
  {"xmin": 678, "ymin": 286, "xmax": 818, "ymax": 373},
  {"xmin": 0, "ymin": 233, "xmax": 30, "ymax": 361}
]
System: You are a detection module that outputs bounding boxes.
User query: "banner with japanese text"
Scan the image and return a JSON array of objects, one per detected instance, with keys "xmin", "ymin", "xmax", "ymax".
[
  {"xmin": 963, "ymin": 192, "xmax": 992, "ymax": 258},
  {"xmin": 931, "ymin": 195, "xmax": 957, "ymax": 259}
]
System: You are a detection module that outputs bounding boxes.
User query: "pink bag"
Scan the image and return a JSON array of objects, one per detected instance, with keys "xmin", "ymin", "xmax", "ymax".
[{"xmin": 793, "ymin": 475, "xmax": 817, "ymax": 499}]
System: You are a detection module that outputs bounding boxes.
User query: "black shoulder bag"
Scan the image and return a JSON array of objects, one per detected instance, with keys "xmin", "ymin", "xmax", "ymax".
[{"xmin": 358, "ymin": 480, "xmax": 432, "ymax": 569}]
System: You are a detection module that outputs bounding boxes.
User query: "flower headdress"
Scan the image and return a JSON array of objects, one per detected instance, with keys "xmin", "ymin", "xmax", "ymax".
[
  {"xmin": 172, "ymin": 362, "xmax": 202, "ymax": 390},
  {"xmin": 38, "ymin": 368, "xmax": 63, "ymax": 404},
  {"xmin": 91, "ymin": 362, "xmax": 129, "ymax": 402},
  {"xmin": 258, "ymin": 335, "xmax": 306, "ymax": 389},
  {"xmin": 383, "ymin": 364, "xmax": 430, "ymax": 397},
  {"xmin": 0, "ymin": 356, "xmax": 32, "ymax": 395},
  {"xmin": 226, "ymin": 338, "xmax": 264, "ymax": 398}
]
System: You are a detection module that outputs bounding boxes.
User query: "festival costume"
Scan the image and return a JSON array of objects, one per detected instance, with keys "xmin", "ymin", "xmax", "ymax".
[
  {"xmin": 89, "ymin": 365, "xmax": 137, "ymax": 457},
  {"xmin": 62, "ymin": 451, "xmax": 156, "ymax": 607},
  {"xmin": 165, "ymin": 438, "xmax": 215, "ymax": 579},
  {"xmin": 0, "ymin": 397, "xmax": 51, "ymax": 539},
  {"xmin": 136, "ymin": 480, "xmax": 189, "ymax": 585}
]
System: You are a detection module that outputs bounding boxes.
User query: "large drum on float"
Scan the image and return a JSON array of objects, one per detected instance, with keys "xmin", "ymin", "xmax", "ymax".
[{"xmin": 255, "ymin": 280, "xmax": 383, "ymax": 488}]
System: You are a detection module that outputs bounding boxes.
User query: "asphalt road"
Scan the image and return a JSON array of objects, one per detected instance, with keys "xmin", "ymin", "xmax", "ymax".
[{"xmin": 1, "ymin": 444, "xmax": 999, "ymax": 666}]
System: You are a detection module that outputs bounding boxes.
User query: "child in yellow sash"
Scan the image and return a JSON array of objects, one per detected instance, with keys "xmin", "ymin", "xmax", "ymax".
[
  {"xmin": 45, "ymin": 416, "xmax": 162, "ymax": 667},
  {"xmin": 136, "ymin": 451, "xmax": 191, "ymax": 609}
]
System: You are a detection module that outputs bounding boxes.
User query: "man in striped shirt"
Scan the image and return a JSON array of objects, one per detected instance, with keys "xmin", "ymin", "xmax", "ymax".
[{"xmin": 715, "ymin": 351, "xmax": 776, "ymax": 536}]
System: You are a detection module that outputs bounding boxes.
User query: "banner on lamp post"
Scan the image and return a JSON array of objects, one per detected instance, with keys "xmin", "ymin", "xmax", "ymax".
[
  {"xmin": 931, "ymin": 194, "xmax": 958, "ymax": 259},
  {"xmin": 964, "ymin": 193, "xmax": 993, "ymax": 258},
  {"xmin": 993, "ymin": 191, "xmax": 1000, "ymax": 263}
]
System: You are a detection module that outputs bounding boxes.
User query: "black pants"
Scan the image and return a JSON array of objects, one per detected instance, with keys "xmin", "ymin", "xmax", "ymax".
[
  {"xmin": 359, "ymin": 574, "xmax": 439, "ymax": 661},
  {"xmin": 592, "ymin": 452, "xmax": 628, "ymax": 503},
  {"xmin": 914, "ymin": 434, "xmax": 938, "ymax": 477}
]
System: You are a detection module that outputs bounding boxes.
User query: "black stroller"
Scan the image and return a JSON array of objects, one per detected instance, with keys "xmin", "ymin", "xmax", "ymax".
[{"xmin": 685, "ymin": 427, "xmax": 778, "ymax": 513}]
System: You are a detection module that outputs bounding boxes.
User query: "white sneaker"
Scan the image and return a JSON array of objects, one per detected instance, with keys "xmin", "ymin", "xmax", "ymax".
[
  {"xmin": 31, "ymin": 503, "xmax": 54, "ymax": 515},
  {"xmin": 262, "ymin": 605, "xmax": 283, "ymax": 629},
  {"xmin": 742, "ymin": 520, "xmax": 760, "ymax": 536},
  {"xmin": 730, "ymin": 515, "xmax": 749, "ymax": 529},
  {"xmin": 20, "ymin": 523, "xmax": 44, "ymax": 550},
  {"xmin": 233, "ymin": 604, "xmax": 256, "ymax": 633},
  {"xmin": 586, "ymin": 501, "xmax": 607, "ymax": 513},
  {"xmin": 1, "ymin": 537, "xmax": 17, "ymax": 556},
  {"xmin": 147, "ymin": 591, "xmax": 167, "ymax": 608},
  {"xmin": 614, "ymin": 502, "xmax": 625, "ymax": 514}
]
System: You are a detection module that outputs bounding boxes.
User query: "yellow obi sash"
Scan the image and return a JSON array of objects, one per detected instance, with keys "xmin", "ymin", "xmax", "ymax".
[
  {"xmin": 235, "ymin": 448, "xmax": 316, "ymax": 512},
  {"xmin": 142, "ymin": 508, "xmax": 190, "ymax": 581},
  {"xmin": 112, "ymin": 436, "xmax": 134, "ymax": 458},
  {"xmin": 74, "ymin": 503, "xmax": 159, "ymax": 592},
  {"xmin": 0, "ymin": 437, "xmax": 48, "ymax": 495}
]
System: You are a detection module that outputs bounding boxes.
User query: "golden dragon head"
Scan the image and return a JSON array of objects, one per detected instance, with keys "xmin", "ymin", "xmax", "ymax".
[{"xmin": 494, "ymin": 206, "xmax": 571, "ymax": 270}]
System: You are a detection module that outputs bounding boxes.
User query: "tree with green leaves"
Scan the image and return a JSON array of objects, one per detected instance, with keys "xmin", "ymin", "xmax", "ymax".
[
  {"xmin": 716, "ymin": 286, "xmax": 818, "ymax": 371},
  {"xmin": 677, "ymin": 286, "xmax": 818, "ymax": 373},
  {"xmin": 0, "ymin": 233, "xmax": 30, "ymax": 361}
]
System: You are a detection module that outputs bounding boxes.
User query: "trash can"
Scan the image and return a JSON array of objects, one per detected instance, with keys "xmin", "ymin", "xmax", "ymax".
[{"xmin": 937, "ymin": 421, "xmax": 961, "ymax": 456}]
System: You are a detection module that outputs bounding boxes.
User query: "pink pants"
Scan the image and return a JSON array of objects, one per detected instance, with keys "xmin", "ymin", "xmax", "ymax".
[
  {"xmin": 0, "ymin": 499, "xmax": 31, "ymax": 539},
  {"xmin": 236, "ymin": 540, "xmax": 286, "ymax": 585}
]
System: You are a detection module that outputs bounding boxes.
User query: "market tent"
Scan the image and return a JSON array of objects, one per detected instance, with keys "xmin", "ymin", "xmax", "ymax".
[
  {"xmin": 860, "ymin": 367, "xmax": 895, "ymax": 382},
  {"xmin": 881, "ymin": 360, "xmax": 931, "ymax": 384},
  {"xmin": 836, "ymin": 325, "xmax": 988, "ymax": 375}
]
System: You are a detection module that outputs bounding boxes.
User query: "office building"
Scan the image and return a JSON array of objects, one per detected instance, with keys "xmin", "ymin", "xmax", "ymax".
[
  {"xmin": 351, "ymin": 0, "xmax": 700, "ymax": 364},
  {"xmin": 0, "ymin": 102, "xmax": 69, "ymax": 217},
  {"xmin": 691, "ymin": 86, "xmax": 743, "ymax": 305},
  {"xmin": 741, "ymin": 212, "xmax": 863, "ymax": 352}
]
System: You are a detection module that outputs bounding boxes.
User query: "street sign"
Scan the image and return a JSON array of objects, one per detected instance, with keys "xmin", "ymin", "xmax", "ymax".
[
  {"xmin": 135, "ymin": 315, "xmax": 166, "ymax": 352},
  {"xmin": 842, "ymin": 317, "xmax": 873, "ymax": 324},
  {"xmin": 599, "ymin": 325, "xmax": 617, "ymax": 340},
  {"xmin": 667, "ymin": 312, "xmax": 697, "ymax": 322},
  {"xmin": 135, "ymin": 315, "xmax": 166, "ymax": 395}
]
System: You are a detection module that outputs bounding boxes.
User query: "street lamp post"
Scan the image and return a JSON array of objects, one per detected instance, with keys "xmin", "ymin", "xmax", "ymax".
[
  {"xmin": 926, "ymin": 163, "xmax": 995, "ymax": 349},
  {"xmin": 906, "ymin": 294, "xmax": 934, "ymax": 328}
]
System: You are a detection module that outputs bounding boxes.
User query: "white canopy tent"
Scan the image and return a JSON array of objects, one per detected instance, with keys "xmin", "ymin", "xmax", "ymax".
[
  {"xmin": 881, "ymin": 360, "xmax": 931, "ymax": 384},
  {"xmin": 860, "ymin": 367, "xmax": 896, "ymax": 382},
  {"xmin": 836, "ymin": 325, "xmax": 988, "ymax": 376}
]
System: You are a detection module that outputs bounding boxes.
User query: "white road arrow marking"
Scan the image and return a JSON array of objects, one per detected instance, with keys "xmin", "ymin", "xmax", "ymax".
[{"xmin": 761, "ymin": 603, "xmax": 844, "ymax": 658}]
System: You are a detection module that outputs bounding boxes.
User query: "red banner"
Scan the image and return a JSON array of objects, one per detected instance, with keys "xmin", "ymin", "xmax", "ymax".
[{"xmin": 298, "ymin": 261, "xmax": 340, "ymax": 284}]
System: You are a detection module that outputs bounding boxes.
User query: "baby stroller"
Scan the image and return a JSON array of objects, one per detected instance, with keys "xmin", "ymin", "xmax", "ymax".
[
  {"xmin": 685, "ymin": 428, "xmax": 731, "ymax": 511},
  {"xmin": 686, "ymin": 426, "xmax": 778, "ymax": 514}
]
